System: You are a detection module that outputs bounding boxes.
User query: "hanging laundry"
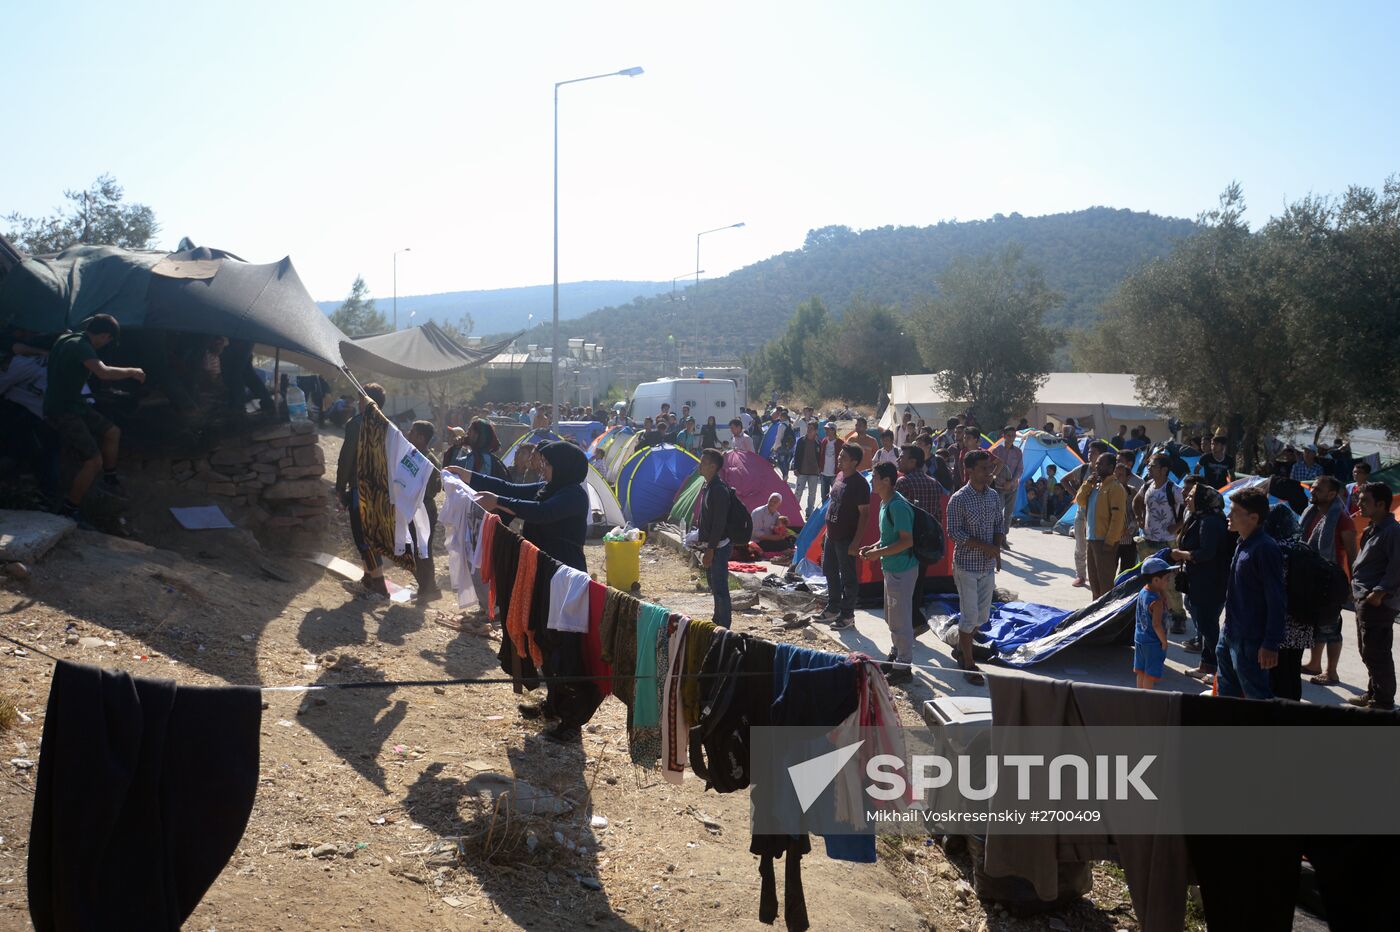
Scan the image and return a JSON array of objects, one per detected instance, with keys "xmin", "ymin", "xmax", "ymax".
[
  {"xmin": 354, "ymin": 403, "xmax": 416, "ymax": 571},
  {"xmin": 629, "ymin": 603, "xmax": 670, "ymax": 766},
  {"xmin": 583, "ymin": 580, "xmax": 613, "ymax": 697},
  {"xmin": 547, "ymin": 565, "xmax": 592, "ymax": 633},
  {"xmin": 29, "ymin": 661, "xmax": 262, "ymax": 932},
  {"xmin": 661, "ymin": 615, "xmax": 692, "ymax": 783},
  {"xmin": 506, "ymin": 541, "xmax": 543, "ymax": 666},
  {"xmin": 439, "ymin": 474, "xmax": 492, "ymax": 609},
  {"xmin": 600, "ymin": 590, "xmax": 642, "ymax": 707},
  {"xmin": 386, "ymin": 420, "xmax": 432, "ymax": 558}
]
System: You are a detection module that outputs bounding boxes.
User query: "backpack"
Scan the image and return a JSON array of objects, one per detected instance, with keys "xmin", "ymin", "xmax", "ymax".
[
  {"xmin": 688, "ymin": 633, "xmax": 753, "ymax": 793},
  {"xmin": 1280, "ymin": 539, "xmax": 1350, "ymax": 620},
  {"xmin": 910, "ymin": 502, "xmax": 946, "ymax": 564},
  {"xmin": 721, "ymin": 481, "xmax": 753, "ymax": 547}
]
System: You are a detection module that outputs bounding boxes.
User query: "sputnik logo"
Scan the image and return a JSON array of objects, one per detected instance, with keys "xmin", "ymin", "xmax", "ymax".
[{"xmin": 787, "ymin": 741, "xmax": 864, "ymax": 813}]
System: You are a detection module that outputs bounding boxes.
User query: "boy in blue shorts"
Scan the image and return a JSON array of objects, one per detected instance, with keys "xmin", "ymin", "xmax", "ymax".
[{"xmin": 1134, "ymin": 557, "xmax": 1173, "ymax": 689}]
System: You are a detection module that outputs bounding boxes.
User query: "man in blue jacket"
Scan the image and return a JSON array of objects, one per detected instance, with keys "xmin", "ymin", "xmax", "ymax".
[{"xmin": 1217, "ymin": 487, "xmax": 1285, "ymax": 699}]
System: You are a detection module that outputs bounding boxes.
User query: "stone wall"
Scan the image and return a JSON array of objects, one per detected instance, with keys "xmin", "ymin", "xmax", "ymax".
[{"xmin": 152, "ymin": 420, "xmax": 329, "ymax": 532}]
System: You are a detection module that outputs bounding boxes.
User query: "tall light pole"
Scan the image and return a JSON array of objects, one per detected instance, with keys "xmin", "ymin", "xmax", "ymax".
[
  {"xmin": 393, "ymin": 247, "xmax": 411, "ymax": 331},
  {"xmin": 694, "ymin": 222, "xmax": 745, "ymax": 365},
  {"xmin": 553, "ymin": 65, "xmax": 644, "ymax": 425}
]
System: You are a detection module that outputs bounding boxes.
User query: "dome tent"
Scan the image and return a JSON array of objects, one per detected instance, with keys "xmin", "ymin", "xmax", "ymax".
[
  {"xmin": 601, "ymin": 431, "xmax": 642, "ymax": 484},
  {"xmin": 615, "ymin": 444, "xmax": 700, "ymax": 526},
  {"xmin": 668, "ymin": 471, "xmax": 705, "ymax": 528},
  {"xmin": 992, "ymin": 430, "xmax": 1084, "ymax": 521},
  {"xmin": 585, "ymin": 465, "xmax": 626, "ymax": 536},
  {"xmin": 500, "ymin": 429, "xmax": 567, "ymax": 469},
  {"xmin": 720, "ymin": 450, "xmax": 804, "ymax": 529}
]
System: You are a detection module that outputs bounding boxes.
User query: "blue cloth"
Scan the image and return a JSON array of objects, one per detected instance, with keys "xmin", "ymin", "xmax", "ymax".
[
  {"xmin": 769, "ymin": 643, "xmax": 872, "ymax": 863},
  {"xmin": 1134, "ymin": 588, "xmax": 1162, "ymax": 639},
  {"xmin": 1133, "ymin": 634, "xmax": 1166, "ymax": 678},
  {"xmin": 967, "ymin": 601, "xmax": 1071, "ymax": 650},
  {"xmin": 631, "ymin": 603, "xmax": 669, "ymax": 727},
  {"xmin": 1225, "ymin": 531, "xmax": 1287, "ymax": 651}
]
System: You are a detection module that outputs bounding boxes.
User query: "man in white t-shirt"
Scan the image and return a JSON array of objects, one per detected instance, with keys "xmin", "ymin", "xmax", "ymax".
[
  {"xmin": 819, "ymin": 422, "xmax": 841, "ymax": 502},
  {"xmin": 1134, "ymin": 453, "xmax": 1186, "ymax": 629}
]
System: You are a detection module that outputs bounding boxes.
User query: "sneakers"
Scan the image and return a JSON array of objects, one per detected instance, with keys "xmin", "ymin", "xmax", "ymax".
[
  {"xmin": 1071, "ymin": 577, "xmax": 1087, "ymax": 588},
  {"xmin": 1183, "ymin": 636, "xmax": 1203, "ymax": 652},
  {"xmin": 885, "ymin": 668, "xmax": 914, "ymax": 686},
  {"xmin": 829, "ymin": 616, "xmax": 855, "ymax": 630},
  {"xmin": 518, "ymin": 702, "xmax": 559, "ymax": 721},
  {"xmin": 815, "ymin": 608, "xmax": 841, "ymax": 623},
  {"xmin": 1346, "ymin": 695, "xmax": 1375, "ymax": 708},
  {"xmin": 886, "ymin": 648, "xmax": 897, "ymax": 663},
  {"xmin": 962, "ymin": 669, "xmax": 986, "ymax": 686}
]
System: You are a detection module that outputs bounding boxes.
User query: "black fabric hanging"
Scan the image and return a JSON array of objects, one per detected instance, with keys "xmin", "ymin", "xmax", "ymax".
[{"xmin": 28, "ymin": 660, "xmax": 262, "ymax": 931}]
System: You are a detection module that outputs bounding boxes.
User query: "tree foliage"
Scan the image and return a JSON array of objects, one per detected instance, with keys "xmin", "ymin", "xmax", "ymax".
[
  {"xmin": 912, "ymin": 246, "xmax": 1060, "ymax": 428},
  {"xmin": 330, "ymin": 276, "xmax": 388, "ymax": 337},
  {"xmin": 4, "ymin": 174, "xmax": 159, "ymax": 254},
  {"xmin": 1082, "ymin": 179, "xmax": 1400, "ymax": 466}
]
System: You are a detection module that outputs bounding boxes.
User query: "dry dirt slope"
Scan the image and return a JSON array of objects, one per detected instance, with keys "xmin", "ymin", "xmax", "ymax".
[{"xmin": 0, "ymin": 434, "xmax": 1141, "ymax": 931}]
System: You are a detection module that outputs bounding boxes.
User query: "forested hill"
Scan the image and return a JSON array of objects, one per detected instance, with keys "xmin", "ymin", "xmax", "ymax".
[{"xmin": 558, "ymin": 207, "xmax": 1198, "ymax": 367}]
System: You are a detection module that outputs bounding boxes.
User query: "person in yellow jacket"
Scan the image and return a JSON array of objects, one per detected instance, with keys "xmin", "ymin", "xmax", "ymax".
[{"xmin": 1075, "ymin": 452, "xmax": 1127, "ymax": 598}]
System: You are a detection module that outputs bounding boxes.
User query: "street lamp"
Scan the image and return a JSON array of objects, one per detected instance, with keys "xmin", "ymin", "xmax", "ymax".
[
  {"xmin": 672, "ymin": 270, "xmax": 703, "ymax": 301},
  {"xmin": 393, "ymin": 247, "xmax": 411, "ymax": 331},
  {"xmin": 693, "ymin": 222, "xmax": 745, "ymax": 364},
  {"xmin": 553, "ymin": 65, "xmax": 644, "ymax": 425}
]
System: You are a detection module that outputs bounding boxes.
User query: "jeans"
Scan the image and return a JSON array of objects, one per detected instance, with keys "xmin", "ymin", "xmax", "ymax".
[
  {"xmin": 822, "ymin": 534, "xmax": 858, "ymax": 618},
  {"xmin": 820, "ymin": 474, "xmax": 834, "ymax": 502},
  {"xmin": 1215, "ymin": 630, "xmax": 1273, "ymax": 699},
  {"xmin": 883, "ymin": 565, "xmax": 917, "ymax": 663},
  {"xmin": 953, "ymin": 566, "xmax": 995, "ymax": 634},
  {"xmin": 795, "ymin": 474, "xmax": 821, "ymax": 516},
  {"xmin": 1357, "ymin": 603, "xmax": 1396, "ymax": 706},
  {"xmin": 709, "ymin": 542, "xmax": 733, "ymax": 628},
  {"xmin": 1185, "ymin": 593, "xmax": 1222, "ymax": 669}
]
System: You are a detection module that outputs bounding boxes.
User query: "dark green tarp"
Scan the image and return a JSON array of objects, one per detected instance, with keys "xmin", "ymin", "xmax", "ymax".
[{"xmin": 0, "ymin": 244, "xmax": 350, "ymax": 368}]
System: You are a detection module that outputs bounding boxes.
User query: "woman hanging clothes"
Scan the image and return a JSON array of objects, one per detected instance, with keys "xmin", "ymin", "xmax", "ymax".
[{"xmin": 446, "ymin": 441, "xmax": 598, "ymax": 741}]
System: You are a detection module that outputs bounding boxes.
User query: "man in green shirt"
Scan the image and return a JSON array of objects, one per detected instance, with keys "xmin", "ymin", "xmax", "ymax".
[
  {"xmin": 44, "ymin": 315, "xmax": 145, "ymax": 519},
  {"xmin": 861, "ymin": 461, "xmax": 918, "ymax": 684}
]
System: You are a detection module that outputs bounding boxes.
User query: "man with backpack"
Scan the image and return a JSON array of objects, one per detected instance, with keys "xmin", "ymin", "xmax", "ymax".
[
  {"xmin": 861, "ymin": 462, "xmax": 918, "ymax": 684},
  {"xmin": 696, "ymin": 448, "xmax": 749, "ymax": 628},
  {"xmin": 1134, "ymin": 454, "xmax": 1187, "ymax": 633}
]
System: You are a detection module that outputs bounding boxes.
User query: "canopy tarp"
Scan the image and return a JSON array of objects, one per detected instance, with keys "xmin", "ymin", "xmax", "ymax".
[
  {"xmin": 0, "ymin": 244, "xmax": 351, "ymax": 369},
  {"xmin": 342, "ymin": 320, "xmax": 520, "ymax": 380}
]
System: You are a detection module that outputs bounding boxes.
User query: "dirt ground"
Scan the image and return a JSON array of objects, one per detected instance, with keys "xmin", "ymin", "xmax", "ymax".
[{"xmin": 0, "ymin": 431, "xmax": 1145, "ymax": 931}]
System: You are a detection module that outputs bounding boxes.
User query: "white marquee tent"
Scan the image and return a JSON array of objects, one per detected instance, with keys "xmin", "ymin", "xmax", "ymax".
[{"xmin": 879, "ymin": 372, "xmax": 1171, "ymax": 440}]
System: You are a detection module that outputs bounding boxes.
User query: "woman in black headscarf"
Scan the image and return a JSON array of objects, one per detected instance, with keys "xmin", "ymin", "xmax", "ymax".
[
  {"xmin": 446, "ymin": 440, "xmax": 598, "ymax": 741},
  {"xmin": 446, "ymin": 439, "xmax": 589, "ymax": 571}
]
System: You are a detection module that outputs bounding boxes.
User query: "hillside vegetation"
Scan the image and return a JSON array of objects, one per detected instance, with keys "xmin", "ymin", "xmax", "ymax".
[{"xmin": 559, "ymin": 207, "xmax": 1197, "ymax": 373}]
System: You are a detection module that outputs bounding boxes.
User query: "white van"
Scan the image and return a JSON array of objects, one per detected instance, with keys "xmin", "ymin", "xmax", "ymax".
[{"xmin": 628, "ymin": 378, "xmax": 737, "ymax": 425}]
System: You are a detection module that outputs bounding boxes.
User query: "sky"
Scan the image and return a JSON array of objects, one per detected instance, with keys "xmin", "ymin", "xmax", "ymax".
[{"xmin": 4, "ymin": 0, "xmax": 1398, "ymax": 304}]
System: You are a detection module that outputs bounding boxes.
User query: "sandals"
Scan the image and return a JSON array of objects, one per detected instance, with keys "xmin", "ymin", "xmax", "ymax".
[{"xmin": 1309, "ymin": 673, "xmax": 1340, "ymax": 686}]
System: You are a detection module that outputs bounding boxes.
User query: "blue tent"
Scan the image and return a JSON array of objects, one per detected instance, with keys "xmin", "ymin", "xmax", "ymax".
[
  {"xmin": 556, "ymin": 420, "xmax": 606, "ymax": 448},
  {"xmin": 759, "ymin": 421, "xmax": 788, "ymax": 459},
  {"xmin": 1006, "ymin": 432, "xmax": 1085, "ymax": 520},
  {"xmin": 792, "ymin": 498, "xmax": 830, "ymax": 577},
  {"xmin": 615, "ymin": 444, "xmax": 700, "ymax": 526}
]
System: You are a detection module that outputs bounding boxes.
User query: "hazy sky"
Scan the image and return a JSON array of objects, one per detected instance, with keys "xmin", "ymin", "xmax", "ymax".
[{"xmin": 4, "ymin": 1, "xmax": 1397, "ymax": 303}]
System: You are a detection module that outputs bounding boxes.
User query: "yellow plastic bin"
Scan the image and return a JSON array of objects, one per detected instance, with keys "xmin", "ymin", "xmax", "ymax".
[{"xmin": 605, "ymin": 531, "xmax": 646, "ymax": 592}]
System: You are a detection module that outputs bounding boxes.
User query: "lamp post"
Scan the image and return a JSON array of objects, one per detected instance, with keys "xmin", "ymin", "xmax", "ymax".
[
  {"xmin": 693, "ymin": 222, "xmax": 745, "ymax": 365},
  {"xmin": 672, "ymin": 270, "xmax": 703, "ymax": 301},
  {"xmin": 553, "ymin": 65, "xmax": 644, "ymax": 426},
  {"xmin": 393, "ymin": 247, "xmax": 411, "ymax": 331}
]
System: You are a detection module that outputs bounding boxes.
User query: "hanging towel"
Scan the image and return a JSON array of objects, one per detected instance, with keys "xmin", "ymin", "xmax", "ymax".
[
  {"xmin": 28, "ymin": 661, "xmax": 261, "ymax": 932},
  {"xmin": 547, "ymin": 565, "xmax": 593, "ymax": 632},
  {"xmin": 583, "ymin": 580, "xmax": 613, "ymax": 696},
  {"xmin": 680, "ymin": 619, "xmax": 718, "ymax": 725},
  {"xmin": 601, "ymin": 590, "xmax": 641, "ymax": 707},
  {"xmin": 354, "ymin": 404, "xmax": 415, "ymax": 570},
  {"xmin": 661, "ymin": 615, "xmax": 692, "ymax": 784},
  {"xmin": 506, "ymin": 541, "xmax": 542, "ymax": 666},
  {"xmin": 386, "ymin": 421, "xmax": 432, "ymax": 558}
]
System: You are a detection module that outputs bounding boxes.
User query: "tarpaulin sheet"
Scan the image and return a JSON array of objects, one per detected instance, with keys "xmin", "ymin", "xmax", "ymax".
[{"xmin": 341, "ymin": 321, "xmax": 520, "ymax": 380}]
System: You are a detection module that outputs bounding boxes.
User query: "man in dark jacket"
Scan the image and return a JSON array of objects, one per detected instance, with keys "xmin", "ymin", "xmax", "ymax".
[
  {"xmin": 1217, "ymin": 487, "xmax": 1285, "ymax": 699},
  {"xmin": 696, "ymin": 448, "xmax": 734, "ymax": 628},
  {"xmin": 1347, "ymin": 482, "xmax": 1400, "ymax": 710},
  {"xmin": 793, "ymin": 421, "xmax": 822, "ymax": 517}
]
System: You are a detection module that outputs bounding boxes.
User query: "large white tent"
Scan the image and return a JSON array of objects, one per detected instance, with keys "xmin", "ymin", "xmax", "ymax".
[{"xmin": 880, "ymin": 372, "xmax": 1171, "ymax": 440}]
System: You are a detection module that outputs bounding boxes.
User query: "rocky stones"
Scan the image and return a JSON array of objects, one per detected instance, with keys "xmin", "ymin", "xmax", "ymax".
[
  {"xmin": 263, "ymin": 479, "xmax": 325, "ymax": 500},
  {"xmin": 250, "ymin": 422, "xmax": 294, "ymax": 442},
  {"xmin": 0, "ymin": 510, "xmax": 75, "ymax": 563},
  {"xmin": 310, "ymin": 843, "xmax": 338, "ymax": 859},
  {"xmin": 293, "ymin": 444, "xmax": 324, "ymax": 467}
]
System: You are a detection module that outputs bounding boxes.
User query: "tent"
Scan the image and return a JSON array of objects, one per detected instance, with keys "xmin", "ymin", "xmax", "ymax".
[
  {"xmin": 759, "ymin": 421, "xmax": 790, "ymax": 459},
  {"xmin": 555, "ymin": 420, "xmax": 606, "ymax": 448},
  {"xmin": 600, "ymin": 431, "xmax": 642, "ymax": 484},
  {"xmin": 500, "ymin": 428, "xmax": 568, "ymax": 469},
  {"xmin": 588, "ymin": 424, "xmax": 626, "ymax": 458},
  {"xmin": 585, "ymin": 465, "xmax": 626, "ymax": 536},
  {"xmin": 342, "ymin": 320, "xmax": 518, "ymax": 380},
  {"xmin": 720, "ymin": 450, "xmax": 803, "ymax": 528},
  {"xmin": 615, "ymin": 444, "xmax": 700, "ymax": 526},
  {"xmin": 0, "ymin": 243, "xmax": 351, "ymax": 370},
  {"xmin": 995, "ymin": 431, "xmax": 1084, "ymax": 520},
  {"xmin": 667, "ymin": 471, "xmax": 704, "ymax": 528},
  {"xmin": 792, "ymin": 475, "xmax": 953, "ymax": 599},
  {"xmin": 880, "ymin": 372, "xmax": 1172, "ymax": 441}
]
